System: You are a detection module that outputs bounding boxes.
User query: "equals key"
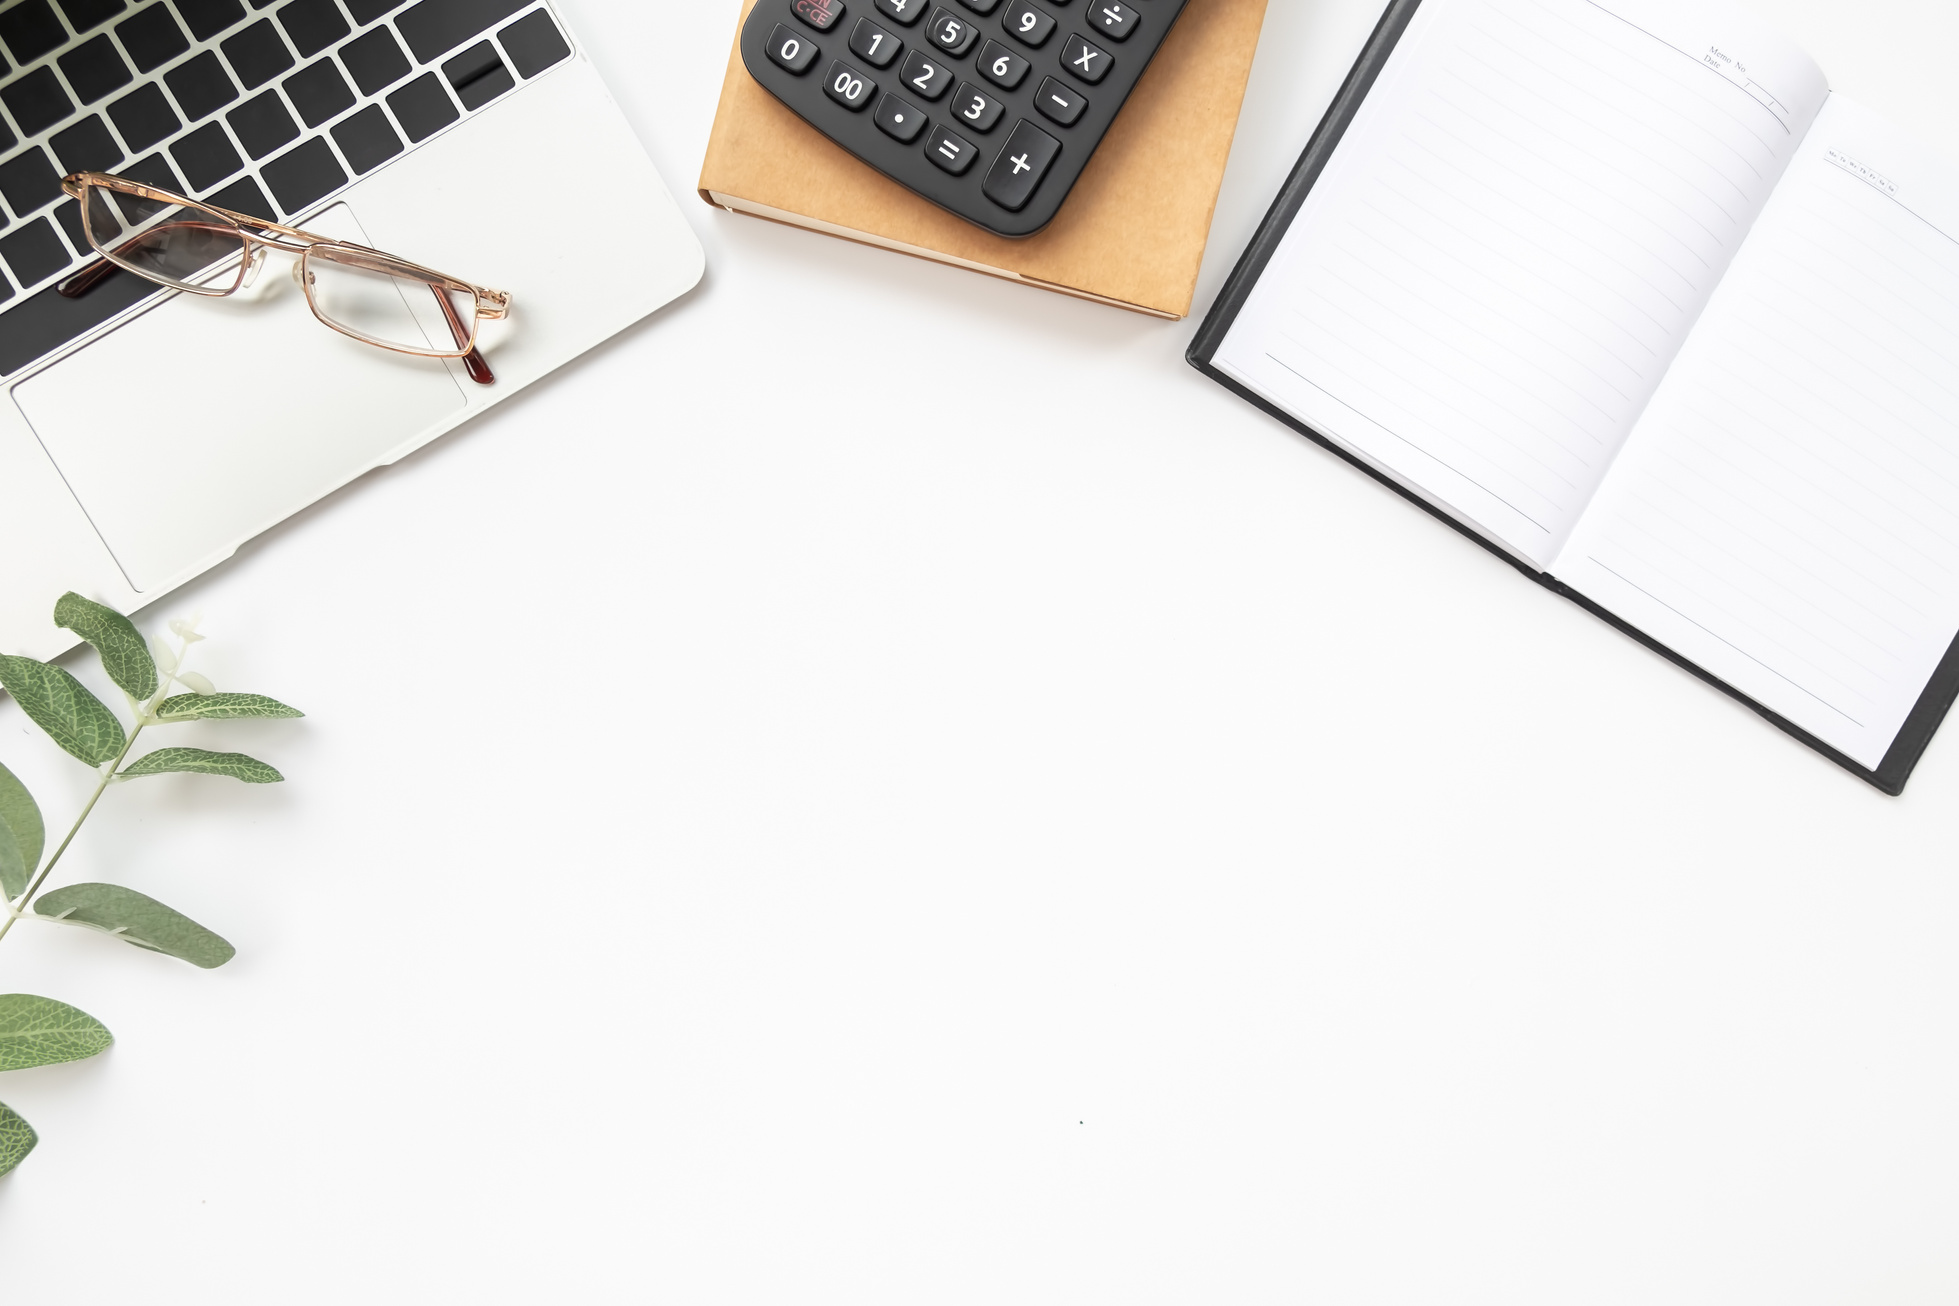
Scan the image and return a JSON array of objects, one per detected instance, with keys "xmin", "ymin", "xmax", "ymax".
[{"xmin": 1033, "ymin": 76, "xmax": 1085, "ymax": 126}]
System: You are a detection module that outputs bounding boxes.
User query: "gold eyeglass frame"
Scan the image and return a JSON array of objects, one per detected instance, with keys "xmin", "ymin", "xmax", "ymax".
[{"xmin": 58, "ymin": 170, "xmax": 512, "ymax": 385}]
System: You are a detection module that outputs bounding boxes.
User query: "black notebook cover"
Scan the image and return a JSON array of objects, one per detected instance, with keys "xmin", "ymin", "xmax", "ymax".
[{"xmin": 1185, "ymin": 0, "xmax": 1959, "ymax": 795}]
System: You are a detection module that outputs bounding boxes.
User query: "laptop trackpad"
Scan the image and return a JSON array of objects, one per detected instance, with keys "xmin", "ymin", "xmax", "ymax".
[{"xmin": 13, "ymin": 204, "xmax": 467, "ymax": 592}]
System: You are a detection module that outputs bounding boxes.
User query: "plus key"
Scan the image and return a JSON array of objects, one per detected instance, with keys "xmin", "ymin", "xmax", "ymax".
[{"xmin": 982, "ymin": 119, "xmax": 1061, "ymax": 211}]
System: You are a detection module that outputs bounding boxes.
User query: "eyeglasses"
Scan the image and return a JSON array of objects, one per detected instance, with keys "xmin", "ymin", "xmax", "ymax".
[{"xmin": 58, "ymin": 170, "xmax": 511, "ymax": 385}]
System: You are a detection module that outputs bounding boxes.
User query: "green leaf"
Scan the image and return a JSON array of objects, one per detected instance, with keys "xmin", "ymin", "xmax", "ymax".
[
  {"xmin": 0, "ymin": 762, "xmax": 44, "ymax": 899},
  {"xmin": 120, "ymin": 748, "xmax": 282, "ymax": 784},
  {"xmin": 0, "ymin": 656, "xmax": 125, "ymax": 767},
  {"xmin": 33, "ymin": 884, "xmax": 235, "ymax": 968},
  {"xmin": 0, "ymin": 994, "xmax": 113, "ymax": 1071},
  {"xmin": 53, "ymin": 593, "xmax": 158, "ymax": 701},
  {"xmin": 155, "ymin": 693, "xmax": 304, "ymax": 721},
  {"xmin": 0, "ymin": 1099, "xmax": 35, "ymax": 1177},
  {"xmin": 0, "ymin": 827, "xmax": 21, "ymax": 905}
]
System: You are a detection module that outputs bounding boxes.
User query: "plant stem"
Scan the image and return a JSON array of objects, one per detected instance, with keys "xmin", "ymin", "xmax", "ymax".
[{"xmin": 0, "ymin": 723, "xmax": 144, "ymax": 947}]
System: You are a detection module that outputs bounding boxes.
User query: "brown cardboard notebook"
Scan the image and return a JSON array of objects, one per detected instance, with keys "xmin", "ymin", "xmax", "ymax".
[{"xmin": 699, "ymin": 0, "xmax": 1268, "ymax": 319}]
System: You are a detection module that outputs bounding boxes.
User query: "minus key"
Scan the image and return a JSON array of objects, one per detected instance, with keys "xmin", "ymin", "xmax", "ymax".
[{"xmin": 1033, "ymin": 76, "xmax": 1085, "ymax": 126}]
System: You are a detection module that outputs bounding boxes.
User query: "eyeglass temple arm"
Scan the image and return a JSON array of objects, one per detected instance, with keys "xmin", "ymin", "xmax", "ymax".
[{"xmin": 428, "ymin": 283, "xmax": 494, "ymax": 386}]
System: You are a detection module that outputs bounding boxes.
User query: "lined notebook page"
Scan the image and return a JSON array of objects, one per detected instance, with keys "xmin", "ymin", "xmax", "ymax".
[
  {"xmin": 1213, "ymin": 0, "xmax": 1826, "ymax": 566},
  {"xmin": 1557, "ymin": 97, "xmax": 1959, "ymax": 768}
]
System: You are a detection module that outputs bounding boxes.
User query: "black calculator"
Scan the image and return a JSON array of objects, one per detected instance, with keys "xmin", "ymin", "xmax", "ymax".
[{"xmin": 740, "ymin": 0, "xmax": 1191, "ymax": 237}]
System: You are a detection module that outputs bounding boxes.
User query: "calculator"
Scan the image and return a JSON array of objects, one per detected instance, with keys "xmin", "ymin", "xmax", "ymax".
[{"xmin": 740, "ymin": 0, "xmax": 1191, "ymax": 237}]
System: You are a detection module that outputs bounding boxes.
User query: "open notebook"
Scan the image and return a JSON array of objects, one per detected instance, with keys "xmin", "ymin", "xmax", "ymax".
[{"xmin": 1190, "ymin": 0, "xmax": 1959, "ymax": 793}]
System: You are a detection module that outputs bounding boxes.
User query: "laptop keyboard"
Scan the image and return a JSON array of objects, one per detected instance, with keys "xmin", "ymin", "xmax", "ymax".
[{"xmin": 0, "ymin": 0, "xmax": 573, "ymax": 377}]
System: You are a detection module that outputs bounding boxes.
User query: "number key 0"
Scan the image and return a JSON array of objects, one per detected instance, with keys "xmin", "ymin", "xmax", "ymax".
[
  {"xmin": 767, "ymin": 23, "xmax": 821, "ymax": 73},
  {"xmin": 976, "ymin": 39, "xmax": 1029, "ymax": 89}
]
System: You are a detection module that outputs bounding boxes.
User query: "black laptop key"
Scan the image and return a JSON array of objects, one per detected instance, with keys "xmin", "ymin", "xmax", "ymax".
[
  {"xmin": 3, "ymin": 67, "xmax": 77, "ymax": 138},
  {"xmin": 165, "ymin": 51, "xmax": 239, "ymax": 119},
  {"xmin": 227, "ymin": 87, "xmax": 299, "ymax": 156},
  {"xmin": 790, "ymin": 0, "xmax": 842, "ymax": 32},
  {"xmin": 119, "ymin": 149, "xmax": 184, "ymax": 194},
  {"xmin": 53, "ymin": 199, "xmax": 92, "ymax": 254},
  {"xmin": 924, "ymin": 122, "xmax": 976, "ymax": 174},
  {"xmin": 0, "ymin": 120, "xmax": 15, "ymax": 157},
  {"xmin": 925, "ymin": 7, "xmax": 975, "ymax": 56},
  {"xmin": 822, "ymin": 59, "xmax": 875, "ymax": 110},
  {"xmin": 59, "ymin": 0, "xmax": 128, "ymax": 30},
  {"xmin": 873, "ymin": 90, "xmax": 924, "ymax": 141},
  {"xmin": 341, "ymin": 0, "xmax": 401, "ymax": 22},
  {"xmin": 395, "ymin": 0, "xmax": 527, "ymax": 63},
  {"xmin": 981, "ymin": 117, "xmax": 1057, "ymax": 209},
  {"xmin": 442, "ymin": 40, "xmax": 510, "ymax": 109},
  {"xmin": 276, "ymin": 0, "xmax": 347, "ymax": 57},
  {"xmin": 897, "ymin": 48, "xmax": 950, "ymax": 99},
  {"xmin": 60, "ymin": 34, "xmax": 136, "ymax": 104},
  {"xmin": 1002, "ymin": 0, "xmax": 1054, "ymax": 47},
  {"xmin": 497, "ymin": 10, "xmax": 568, "ymax": 78},
  {"xmin": 0, "ymin": 149, "xmax": 61, "ymax": 216},
  {"xmin": 116, "ymin": 3, "xmax": 190, "ymax": 71},
  {"xmin": 282, "ymin": 57, "xmax": 354, "ymax": 125},
  {"xmin": 1031, "ymin": 75, "xmax": 1082, "ymax": 125},
  {"xmin": 1086, "ymin": 0, "xmax": 1134, "ymax": 40},
  {"xmin": 260, "ymin": 134, "xmax": 343, "ymax": 212},
  {"xmin": 386, "ymin": 70, "xmax": 456, "ymax": 140},
  {"xmin": 847, "ymin": 17, "xmax": 900, "ymax": 68},
  {"xmin": 976, "ymin": 39, "xmax": 1027, "ymax": 89},
  {"xmin": 222, "ymin": 19, "xmax": 295, "ymax": 88},
  {"xmin": 765, "ymin": 24, "xmax": 818, "ymax": 74},
  {"xmin": 108, "ymin": 82, "xmax": 181, "ymax": 150},
  {"xmin": 201, "ymin": 172, "xmax": 271, "ymax": 218},
  {"xmin": 172, "ymin": 0, "xmax": 245, "ymax": 40},
  {"xmin": 0, "ymin": 219, "xmax": 70, "ymax": 287},
  {"xmin": 949, "ymin": 81, "xmax": 1001, "ymax": 131},
  {"xmin": 873, "ymin": 0, "xmax": 924, "ymax": 26},
  {"xmin": 342, "ymin": 25, "xmax": 409, "ymax": 93},
  {"xmin": 0, "ymin": 267, "xmax": 170, "ymax": 375},
  {"xmin": 1059, "ymin": 32, "xmax": 1108, "ymax": 82},
  {"xmin": 171, "ymin": 120, "xmax": 243, "ymax": 190},
  {"xmin": 0, "ymin": 0, "xmax": 69, "ymax": 65},
  {"xmin": 51, "ymin": 115, "xmax": 124, "ymax": 173},
  {"xmin": 331, "ymin": 102, "xmax": 400, "ymax": 172}
]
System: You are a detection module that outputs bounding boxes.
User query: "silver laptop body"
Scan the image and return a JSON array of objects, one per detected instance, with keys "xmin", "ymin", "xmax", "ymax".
[{"xmin": 0, "ymin": 0, "xmax": 704, "ymax": 659}]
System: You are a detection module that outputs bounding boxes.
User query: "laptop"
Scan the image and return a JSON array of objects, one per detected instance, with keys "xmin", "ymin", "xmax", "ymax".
[{"xmin": 0, "ymin": 0, "xmax": 704, "ymax": 660}]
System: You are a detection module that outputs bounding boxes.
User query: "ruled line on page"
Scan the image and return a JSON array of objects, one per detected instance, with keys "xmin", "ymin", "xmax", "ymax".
[
  {"xmin": 1587, "ymin": 558, "xmax": 1867, "ymax": 725},
  {"xmin": 1268, "ymin": 353, "xmax": 1556, "ymax": 534}
]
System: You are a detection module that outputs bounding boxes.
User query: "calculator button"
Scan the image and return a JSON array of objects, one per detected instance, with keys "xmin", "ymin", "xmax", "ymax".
[
  {"xmin": 925, "ymin": 7, "xmax": 978, "ymax": 56},
  {"xmin": 766, "ymin": 23, "xmax": 821, "ymax": 73},
  {"xmin": 1086, "ymin": 0, "xmax": 1135, "ymax": 40},
  {"xmin": 975, "ymin": 40, "xmax": 1029, "ymax": 89},
  {"xmin": 1032, "ymin": 75, "xmax": 1084, "ymax": 124},
  {"xmin": 874, "ymin": 0, "xmax": 926, "ymax": 25},
  {"xmin": 925, "ymin": 122, "xmax": 979, "ymax": 174},
  {"xmin": 981, "ymin": 118, "xmax": 1059, "ymax": 209},
  {"xmin": 848, "ymin": 17, "xmax": 902, "ymax": 66},
  {"xmin": 1001, "ymin": 0, "xmax": 1055, "ymax": 47},
  {"xmin": 954, "ymin": 0, "xmax": 1002, "ymax": 12},
  {"xmin": 873, "ymin": 91, "xmax": 927, "ymax": 141},
  {"xmin": 949, "ymin": 81, "xmax": 1004, "ymax": 132},
  {"xmin": 898, "ymin": 48, "xmax": 954, "ymax": 99},
  {"xmin": 792, "ymin": 0, "xmax": 846, "ymax": 32},
  {"xmin": 822, "ymin": 59, "xmax": 877, "ymax": 110},
  {"xmin": 1060, "ymin": 33, "xmax": 1110, "ymax": 82}
]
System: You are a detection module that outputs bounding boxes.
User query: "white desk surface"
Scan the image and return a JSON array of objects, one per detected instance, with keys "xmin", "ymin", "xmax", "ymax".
[{"xmin": 4, "ymin": 0, "xmax": 1958, "ymax": 1299}]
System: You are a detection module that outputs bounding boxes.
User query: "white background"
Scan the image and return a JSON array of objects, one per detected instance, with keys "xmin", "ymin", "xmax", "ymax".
[{"xmin": 4, "ymin": 0, "xmax": 1959, "ymax": 1299}]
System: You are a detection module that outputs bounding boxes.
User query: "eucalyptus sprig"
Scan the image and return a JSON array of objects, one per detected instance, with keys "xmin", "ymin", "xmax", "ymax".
[{"xmin": 0, "ymin": 593, "xmax": 302, "ymax": 1177}]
